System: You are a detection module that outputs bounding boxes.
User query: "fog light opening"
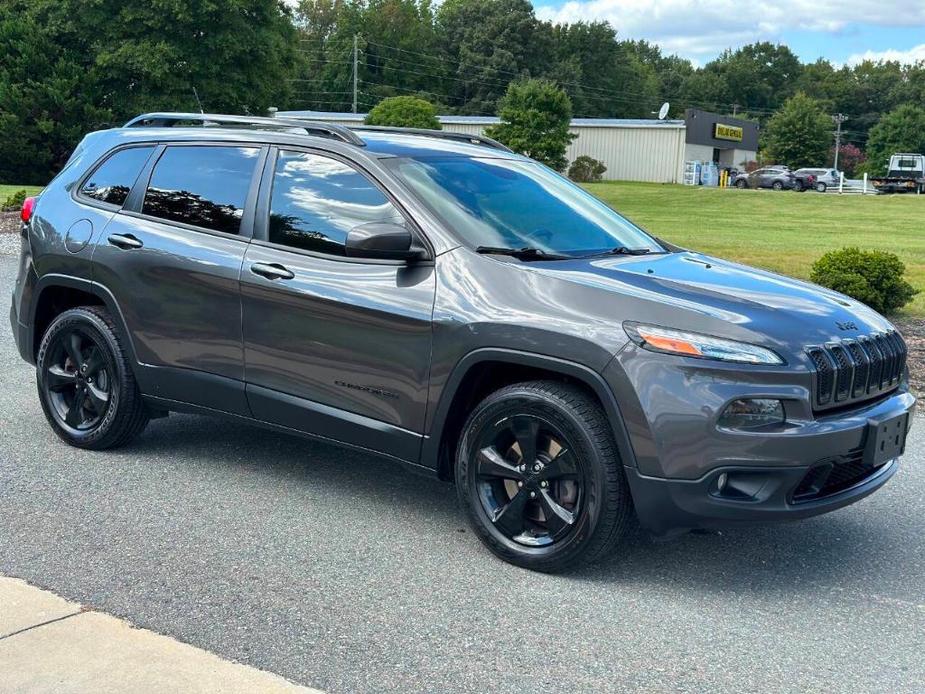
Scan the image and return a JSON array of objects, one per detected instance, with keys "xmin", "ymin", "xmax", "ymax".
[{"xmin": 718, "ymin": 398, "xmax": 785, "ymax": 431}]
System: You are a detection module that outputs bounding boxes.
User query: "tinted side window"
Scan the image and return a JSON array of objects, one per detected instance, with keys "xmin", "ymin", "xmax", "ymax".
[
  {"xmin": 269, "ymin": 150, "xmax": 403, "ymax": 255},
  {"xmin": 80, "ymin": 146, "xmax": 154, "ymax": 206},
  {"xmin": 142, "ymin": 146, "xmax": 259, "ymax": 234}
]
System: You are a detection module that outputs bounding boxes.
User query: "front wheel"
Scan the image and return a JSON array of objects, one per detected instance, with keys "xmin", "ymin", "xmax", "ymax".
[
  {"xmin": 735, "ymin": 179, "xmax": 747, "ymax": 189},
  {"xmin": 36, "ymin": 306, "xmax": 149, "ymax": 449},
  {"xmin": 772, "ymin": 181, "xmax": 784, "ymax": 191},
  {"xmin": 455, "ymin": 381, "xmax": 632, "ymax": 572},
  {"xmin": 816, "ymin": 182, "xmax": 827, "ymax": 193}
]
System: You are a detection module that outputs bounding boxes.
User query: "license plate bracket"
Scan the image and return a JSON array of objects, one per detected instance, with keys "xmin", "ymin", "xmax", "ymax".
[{"xmin": 864, "ymin": 413, "xmax": 909, "ymax": 467}]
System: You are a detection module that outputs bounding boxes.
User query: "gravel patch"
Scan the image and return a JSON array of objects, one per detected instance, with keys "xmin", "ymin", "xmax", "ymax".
[{"xmin": 0, "ymin": 210, "xmax": 20, "ymax": 235}]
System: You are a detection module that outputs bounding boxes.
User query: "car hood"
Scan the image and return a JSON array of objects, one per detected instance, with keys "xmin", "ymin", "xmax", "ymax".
[{"xmin": 526, "ymin": 250, "xmax": 894, "ymax": 350}]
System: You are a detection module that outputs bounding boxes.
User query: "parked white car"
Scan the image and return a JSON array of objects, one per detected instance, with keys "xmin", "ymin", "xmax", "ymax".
[{"xmin": 794, "ymin": 168, "xmax": 841, "ymax": 192}]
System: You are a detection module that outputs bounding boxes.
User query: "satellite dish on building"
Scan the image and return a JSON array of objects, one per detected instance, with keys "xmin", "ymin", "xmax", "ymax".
[{"xmin": 657, "ymin": 102, "xmax": 670, "ymax": 120}]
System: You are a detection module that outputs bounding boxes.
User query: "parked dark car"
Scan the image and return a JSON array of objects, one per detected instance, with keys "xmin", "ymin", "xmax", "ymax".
[
  {"xmin": 11, "ymin": 113, "xmax": 914, "ymax": 572},
  {"xmin": 733, "ymin": 166, "xmax": 800, "ymax": 191}
]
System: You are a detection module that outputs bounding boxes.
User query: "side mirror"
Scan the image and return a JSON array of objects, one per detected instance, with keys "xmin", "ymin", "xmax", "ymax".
[{"xmin": 345, "ymin": 222, "xmax": 423, "ymax": 261}]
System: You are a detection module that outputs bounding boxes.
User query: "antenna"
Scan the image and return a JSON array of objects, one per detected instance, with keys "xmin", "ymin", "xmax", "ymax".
[
  {"xmin": 657, "ymin": 102, "xmax": 670, "ymax": 120},
  {"xmin": 192, "ymin": 87, "xmax": 204, "ymax": 114}
]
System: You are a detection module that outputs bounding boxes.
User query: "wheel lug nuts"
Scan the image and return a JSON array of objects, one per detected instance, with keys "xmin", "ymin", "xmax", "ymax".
[
  {"xmin": 540, "ymin": 481, "xmax": 548, "ymax": 488},
  {"xmin": 529, "ymin": 491, "xmax": 536, "ymax": 499},
  {"xmin": 533, "ymin": 463, "xmax": 541, "ymax": 471},
  {"xmin": 517, "ymin": 481, "xmax": 523, "ymax": 488},
  {"xmin": 518, "ymin": 464, "xmax": 526, "ymax": 472}
]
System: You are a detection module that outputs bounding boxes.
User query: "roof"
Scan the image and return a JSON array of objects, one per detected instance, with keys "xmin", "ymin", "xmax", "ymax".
[{"xmin": 279, "ymin": 111, "xmax": 686, "ymax": 129}]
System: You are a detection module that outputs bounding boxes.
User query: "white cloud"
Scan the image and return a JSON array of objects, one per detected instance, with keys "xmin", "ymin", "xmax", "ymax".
[
  {"xmin": 534, "ymin": 0, "xmax": 925, "ymax": 61},
  {"xmin": 846, "ymin": 43, "xmax": 925, "ymax": 65}
]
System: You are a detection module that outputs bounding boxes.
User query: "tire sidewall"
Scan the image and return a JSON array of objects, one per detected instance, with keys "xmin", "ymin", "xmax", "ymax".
[
  {"xmin": 36, "ymin": 309, "xmax": 125, "ymax": 447},
  {"xmin": 456, "ymin": 389, "xmax": 609, "ymax": 568},
  {"xmin": 816, "ymin": 182, "xmax": 827, "ymax": 193}
]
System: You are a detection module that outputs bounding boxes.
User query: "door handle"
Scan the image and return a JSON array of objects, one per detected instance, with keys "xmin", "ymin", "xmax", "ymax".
[
  {"xmin": 250, "ymin": 262, "xmax": 295, "ymax": 281},
  {"xmin": 107, "ymin": 233, "xmax": 144, "ymax": 250}
]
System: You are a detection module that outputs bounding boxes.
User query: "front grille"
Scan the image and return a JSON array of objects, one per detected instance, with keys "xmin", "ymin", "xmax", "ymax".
[
  {"xmin": 806, "ymin": 331, "xmax": 906, "ymax": 410},
  {"xmin": 792, "ymin": 449, "xmax": 889, "ymax": 503}
]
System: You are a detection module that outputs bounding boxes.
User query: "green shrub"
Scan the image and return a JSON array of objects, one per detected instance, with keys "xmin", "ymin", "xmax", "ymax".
[
  {"xmin": 1, "ymin": 189, "xmax": 27, "ymax": 211},
  {"xmin": 568, "ymin": 156, "xmax": 606, "ymax": 183},
  {"xmin": 365, "ymin": 96, "xmax": 442, "ymax": 130},
  {"xmin": 810, "ymin": 247, "xmax": 918, "ymax": 314},
  {"xmin": 485, "ymin": 79, "xmax": 576, "ymax": 172}
]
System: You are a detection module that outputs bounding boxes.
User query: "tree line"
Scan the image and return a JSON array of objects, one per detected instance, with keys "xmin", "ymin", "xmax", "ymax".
[{"xmin": 3, "ymin": 0, "xmax": 925, "ymax": 183}]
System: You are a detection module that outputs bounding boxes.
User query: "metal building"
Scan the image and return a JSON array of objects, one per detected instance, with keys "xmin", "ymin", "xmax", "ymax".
[{"xmin": 278, "ymin": 109, "xmax": 756, "ymax": 184}]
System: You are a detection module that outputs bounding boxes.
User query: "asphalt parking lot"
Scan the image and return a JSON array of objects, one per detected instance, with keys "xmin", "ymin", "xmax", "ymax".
[{"xmin": 1, "ymin": 253, "xmax": 924, "ymax": 693}]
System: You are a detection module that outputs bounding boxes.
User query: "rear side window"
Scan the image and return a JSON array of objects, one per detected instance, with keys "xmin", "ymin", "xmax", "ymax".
[
  {"xmin": 80, "ymin": 146, "xmax": 154, "ymax": 206},
  {"xmin": 142, "ymin": 146, "xmax": 259, "ymax": 234},
  {"xmin": 268, "ymin": 150, "xmax": 403, "ymax": 255}
]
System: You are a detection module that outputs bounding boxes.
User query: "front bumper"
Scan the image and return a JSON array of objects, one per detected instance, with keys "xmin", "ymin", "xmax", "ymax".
[{"xmin": 604, "ymin": 345, "xmax": 915, "ymax": 535}]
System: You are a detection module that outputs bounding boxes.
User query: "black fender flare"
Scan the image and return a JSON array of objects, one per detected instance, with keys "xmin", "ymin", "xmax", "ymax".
[
  {"xmin": 31, "ymin": 274, "xmax": 140, "ymax": 368},
  {"xmin": 421, "ymin": 348, "xmax": 639, "ymax": 475}
]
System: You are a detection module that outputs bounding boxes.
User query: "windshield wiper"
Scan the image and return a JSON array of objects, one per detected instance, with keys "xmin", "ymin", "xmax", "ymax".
[
  {"xmin": 475, "ymin": 246, "xmax": 570, "ymax": 261},
  {"xmin": 573, "ymin": 246, "xmax": 655, "ymax": 260}
]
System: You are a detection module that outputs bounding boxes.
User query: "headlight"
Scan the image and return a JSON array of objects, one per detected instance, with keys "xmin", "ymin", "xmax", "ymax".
[{"xmin": 624, "ymin": 322, "xmax": 784, "ymax": 365}]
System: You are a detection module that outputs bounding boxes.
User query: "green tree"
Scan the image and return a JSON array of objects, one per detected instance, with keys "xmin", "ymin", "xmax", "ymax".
[
  {"xmin": 0, "ymin": 0, "xmax": 304, "ymax": 183},
  {"xmin": 485, "ymin": 79, "xmax": 575, "ymax": 170},
  {"xmin": 761, "ymin": 92, "xmax": 831, "ymax": 168},
  {"xmin": 365, "ymin": 96, "xmax": 441, "ymax": 128},
  {"xmin": 436, "ymin": 0, "xmax": 542, "ymax": 115},
  {"xmin": 863, "ymin": 104, "xmax": 925, "ymax": 174}
]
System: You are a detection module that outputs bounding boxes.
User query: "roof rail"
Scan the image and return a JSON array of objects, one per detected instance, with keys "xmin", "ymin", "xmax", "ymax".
[
  {"xmin": 351, "ymin": 125, "xmax": 514, "ymax": 153},
  {"xmin": 123, "ymin": 112, "xmax": 366, "ymax": 147}
]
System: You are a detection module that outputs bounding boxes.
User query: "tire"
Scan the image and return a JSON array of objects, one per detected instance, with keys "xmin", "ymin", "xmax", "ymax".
[
  {"xmin": 772, "ymin": 181, "xmax": 784, "ymax": 191},
  {"xmin": 816, "ymin": 182, "xmax": 827, "ymax": 193},
  {"xmin": 36, "ymin": 306, "xmax": 149, "ymax": 449},
  {"xmin": 793, "ymin": 181, "xmax": 804, "ymax": 192},
  {"xmin": 735, "ymin": 179, "xmax": 747, "ymax": 189},
  {"xmin": 455, "ymin": 381, "xmax": 632, "ymax": 572}
]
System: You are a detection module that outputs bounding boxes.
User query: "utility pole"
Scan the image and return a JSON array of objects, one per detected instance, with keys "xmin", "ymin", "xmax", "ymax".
[
  {"xmin": 352, "ymin": 34, "xmax": 358, "ymax": 114},
  {"xmin": 732, "ymin": 104, "xmax": 739, "ymax": 117},
  {"xmin": 832, "ymin": 113, "xmax": 847, "ymax": 170}
]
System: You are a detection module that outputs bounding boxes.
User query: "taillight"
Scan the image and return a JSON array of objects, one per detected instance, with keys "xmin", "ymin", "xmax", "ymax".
[{"xmin": 20, "ymin": 196, "xmax": 36, "ymax": 223}]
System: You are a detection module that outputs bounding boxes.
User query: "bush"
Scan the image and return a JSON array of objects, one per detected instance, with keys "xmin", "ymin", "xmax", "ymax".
[
  {"xmin": 485, "ymin": 79, "xmax": 576, "ymax": 172},
  {"xmin": 568, "ymin": 156, "xmax": 606, "ymax": 182},
  {"xmin": 810, "ymin": 247, "xmax": 918, "ymax": 314},
  {"xmin": 365, "ymin": 96, "xmax": 441, "ymax": 130},
  {"xmin": 1, "ymin": 189, "xmax": 27, "ymax": 211}
]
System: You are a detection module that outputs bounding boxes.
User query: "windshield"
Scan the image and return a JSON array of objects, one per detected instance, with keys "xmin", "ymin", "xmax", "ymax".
[{"xmin": 385, "ymin": 156, "xmax": 664, "ymax": 257}]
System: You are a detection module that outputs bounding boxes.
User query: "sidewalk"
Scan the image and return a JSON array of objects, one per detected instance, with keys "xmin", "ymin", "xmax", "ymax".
[{"xmin": 0, "ymin": 576, "xmax": 321, "ymax": 693}]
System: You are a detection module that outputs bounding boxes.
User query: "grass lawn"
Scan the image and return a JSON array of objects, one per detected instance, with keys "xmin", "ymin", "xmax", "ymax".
[
  {"xmin": 585, "ymin": 181, "xmax": 925, "ymax": 317},
  {"xmin": 1, "ymin": 184, "xmax": 43, "ymax": 201}
]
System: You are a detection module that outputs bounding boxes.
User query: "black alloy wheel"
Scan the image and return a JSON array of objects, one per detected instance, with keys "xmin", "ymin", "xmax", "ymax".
[
  {"xmin": 456, "ymin": 381, "xmax": 632, "ymax": 572},
  {"xmin": 43, "ymin": 327, "xmax": 112, "ymax": 433},
  {"xmin": 37, "ymin": 307, "xmax": 149, "ymax": 449},
  {"xmin": 473, "ymin": 413, "xmax": 584, "ymax": 547}
]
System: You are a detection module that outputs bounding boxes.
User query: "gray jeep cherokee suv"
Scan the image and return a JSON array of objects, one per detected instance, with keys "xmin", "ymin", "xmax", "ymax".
[{"xmin": 11, "ymin": 113, "xmax": 915, "ymax": 572}]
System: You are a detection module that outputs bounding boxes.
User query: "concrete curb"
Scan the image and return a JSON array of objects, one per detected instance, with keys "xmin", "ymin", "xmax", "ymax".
[{"xmin": 0, "ymin": 576, "xmax": 323, "ymax": 693}]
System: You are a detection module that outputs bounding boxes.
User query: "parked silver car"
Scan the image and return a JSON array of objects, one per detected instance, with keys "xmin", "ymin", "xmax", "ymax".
[{"xmin": 794, "ymin": 168, "xmax": 841, "ymax": 192}]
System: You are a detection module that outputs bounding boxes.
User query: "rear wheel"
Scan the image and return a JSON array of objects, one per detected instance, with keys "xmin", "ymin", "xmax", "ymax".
[
  {"xmin": 735, "ymin": 179, "xmax": 747, "ymax": 189},
  {"xmin": 455, "ymin": 381, "xmax": 632, "ymax": 572},
  {"xmin": 36, "ymin": 307, "xmax": 149, "ymax": 449},
  {"xmin": 793, "ymin": 180, "xmax": 804, "ymax": 192}
]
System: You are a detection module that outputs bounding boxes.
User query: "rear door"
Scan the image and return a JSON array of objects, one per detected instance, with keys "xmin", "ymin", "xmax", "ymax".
[
  {"xmin": 92, "ymin": 142, "xmax": 266, "ymax": 414},
  {"xmin": 240, "ymin": 147, "xmax": 435, "ymax": 461}
]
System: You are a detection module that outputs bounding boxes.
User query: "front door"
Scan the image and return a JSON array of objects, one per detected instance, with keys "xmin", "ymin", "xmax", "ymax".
[
  {"xmin": 92, "ymin": 143, "xmax": 265, "ymax": 414},
  {"xmin": 240, "ymin": 148, "xmax": 435, "ymax": 461}
]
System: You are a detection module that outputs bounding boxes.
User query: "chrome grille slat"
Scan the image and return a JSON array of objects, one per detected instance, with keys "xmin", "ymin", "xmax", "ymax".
[{"xmin": 806, "ymin": 331, "xmax": 905, "ymax": 411}]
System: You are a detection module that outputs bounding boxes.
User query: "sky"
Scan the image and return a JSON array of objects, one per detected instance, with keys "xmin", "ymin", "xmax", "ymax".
[{"xmin": 531, "ymin": 0, "xmax": 925, "ymax": 66}]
